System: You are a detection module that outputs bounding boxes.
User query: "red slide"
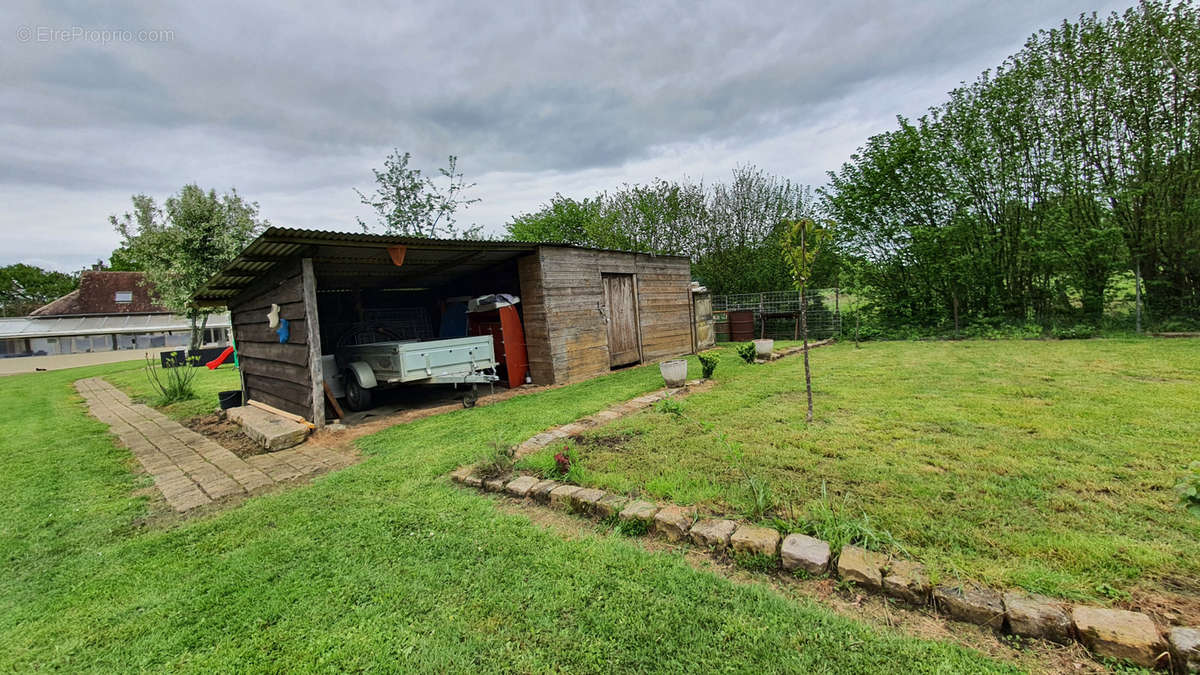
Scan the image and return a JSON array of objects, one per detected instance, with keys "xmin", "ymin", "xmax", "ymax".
[{"xmin": 206, "ymin": 346, "xmax": 235, "ymax": 370}]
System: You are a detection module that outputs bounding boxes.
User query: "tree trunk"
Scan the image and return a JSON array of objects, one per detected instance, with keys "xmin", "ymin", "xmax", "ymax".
[
  {"xmin": 188, "ymin": 313, "xmax": 209, "ymax": 355},
  {"xmin": 801, "ymin": 227, "xmax": 813, "ymax": 423}
]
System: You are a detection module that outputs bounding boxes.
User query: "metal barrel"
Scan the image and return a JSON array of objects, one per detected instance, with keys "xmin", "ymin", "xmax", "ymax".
[{"xmin": 728, "ymin": 309, "xmax": 755, "ymax": 342}]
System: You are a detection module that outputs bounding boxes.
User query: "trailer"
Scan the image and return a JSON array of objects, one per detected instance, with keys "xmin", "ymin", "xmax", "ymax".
[{"xmin": 336, "ymin": 335, "xmax": 498, "ymax": 411}]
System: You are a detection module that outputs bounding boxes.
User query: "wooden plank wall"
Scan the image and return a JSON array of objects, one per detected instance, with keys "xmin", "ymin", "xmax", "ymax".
[
  {"xmin": 531, "ymin": 247, "xmax": 692, "ymax": 384},
  {"xmin": 228, "ymin": 259, "xmax": 313, "ymax": 419},
  {"xmin": 516, "ymin": 254, "xmax": 555, "ymax": 384}
]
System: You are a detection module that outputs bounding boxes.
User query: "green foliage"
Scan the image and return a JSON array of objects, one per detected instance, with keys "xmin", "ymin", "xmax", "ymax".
[
  {"xmin": 614, "ymin": 517, "xmax": 650, "ymax": 537},
  {"xmin": 780, "ymin": 218, "xmax": 830, "ymax": 292},
  {"xmin": 112, "ymin": 185, "xmax": 266, "ymax": 350},
  {"xmin": 654, "ymin": 397, "xmax": 685, "ymax": 418},
  {"xmin": 142, "ymin": 354, "xmax": 198, "ymax": 406},
  {"xmin": 776, "ymin": 484, "xmax": 906, "ymax": 557},
  {"xmin": 1052, "ymin": 324, "xmax": 1097, "ymax": 340},
  {"xmin": 1176, "ymin": 461, "xmax": 1200, "ymax": 517},
  {"xmin": 697, "ymin": 351, "xmax": 720, "ymax": 379},
  {"xmin": 736, "ymin": 342, "xmax": 757, "ymax": 364},
  {"xmin": 734, "ymin": 551, "xmax": 777, "ymax": 572},
  {"xmin": 474, "ymin": 438, "xmax": 516, "ymax": 479},
  {"xmin": 1093, "ymin": 583, "xmax": 1132, "ymax": 602},
  {"xmin": 506, "ymin": 167, "xmax": 826, "ymax": 295},
  {"xmin": 356, "ymin": 150, "xmax": 481, "ymax": 238},
  {"xmin": 724, "ymin": 435, "xmax": 775, "ymax": 522},
  {"xmin": 824, "ymin": 0, "xmax": 1200, "ymax": 331},
  {"xmin": 0, "ymin": 264, "xmax": 78, "ymax": 317}
]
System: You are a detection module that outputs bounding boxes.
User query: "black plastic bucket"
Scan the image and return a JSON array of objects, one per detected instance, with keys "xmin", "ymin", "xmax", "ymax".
[{"xmin": 218, "ymin": 390, "xmax": 242, "ymax": 410}]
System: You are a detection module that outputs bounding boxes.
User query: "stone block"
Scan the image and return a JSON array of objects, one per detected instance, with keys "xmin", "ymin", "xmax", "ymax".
[
  {"xmin": 730, "ymin": 524, "xmax": 781, "ymax": 559},
  {"xmin": 549, "ymin": 484, "xmax": 581, "ymax": 510},
  {"xmin": 529, "ymin": 479, "xmax": 559, "ymax": 503},
  {"xmin": 449, "ymin": 466, "xmax": 472, "ymax": 483},
  {"xmin": 690, "ymin": 519, "xmax": 738, "ymax": 552},
  {"xmin": 780, "ymin": 534, "xmax": 830, "ymax": 576},
  {"xmin": 463, "ymin": 473, "xmax": 483, "ymax": 488},
  {"xmin": 227, "ymin": 405, "xmax": 310, "ymax": 451},
  {"xmin": 1072, "ymin": 606, "xmax": 1166, "ymax": 669},
  {"xmin": 883, "ymin": 560, "xmax": 930, "ymax": 605},
  {"xmin": 619, "ymin": 500, "xmax": 659, "ymax": 523},
  {"xmin": 1003, "ymin": 591, "xmax": 1072, "ymax": 644},
  {"xmin": 483, "ymin": 476, "xmax": 509, "ymax": 493},
  {"xmin": 1168, "ymin": 627, "xmax": 1200, "ymax": 674},
  {"xmin": 504, "ymin": 475, "xmax": 540, "ymax": 498},
  {"xmin": 570, "ymin": 488, "xmax": 607, "ymax": 514},
  {"xmin": 934, "ymin": 584, "xmax": 1005, "ymax": 628},
  {"xmin": 836, "ymin": 546, "xmax": 885, "ymax": 592},
  {"xmin": 653, "ymin": 505, "xmax": 694, "ymax": 542},
  {"xmin": 595, "ymin": 494, "xmax": 630, "ymax": 518}
]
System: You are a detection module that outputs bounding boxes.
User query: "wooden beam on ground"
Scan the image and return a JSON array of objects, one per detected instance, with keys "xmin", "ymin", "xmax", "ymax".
[
  {"xmin": 247, "ymin": 399, "xmax": 316, "ymax": 429},
  {"xmin": 323, "ymin": 381, "xmax": 345, "ymax": 421}
]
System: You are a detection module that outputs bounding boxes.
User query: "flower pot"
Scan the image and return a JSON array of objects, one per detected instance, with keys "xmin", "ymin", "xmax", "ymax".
[
  {"xmin": 659, "ymin": 359, "xmax": 687, "ymax": 387},
  {"xmin": 218, "ymin": 390, "xmax": 243, "ymax": 410},
  {"xmin": 753, "ymin": 339, "xmax": 774, "ymax": 358}
]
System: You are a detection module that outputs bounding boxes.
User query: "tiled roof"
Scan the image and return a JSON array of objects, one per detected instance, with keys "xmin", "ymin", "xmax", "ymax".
[{"xmin": 31, "ymin": 271, "xmax": 167, "ymax": 316}]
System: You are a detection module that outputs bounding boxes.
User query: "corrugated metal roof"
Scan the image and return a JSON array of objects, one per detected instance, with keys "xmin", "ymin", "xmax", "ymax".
[
  {"xmin": 194, "ymin": 226, "xmax": 687, "ymax": 306},
  {"xmin": 0, "ymin": 313, "xmax": 230, "ymax": 339}
]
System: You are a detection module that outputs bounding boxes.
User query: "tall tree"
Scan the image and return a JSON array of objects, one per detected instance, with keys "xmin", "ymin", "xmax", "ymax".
[
  {"xmin": 357, "ymin": 150, "xmax": 480, "ymax": 238},
  {"xmin": 112, "ymin": 185, "xmax": 267, "ymax": 351},
  {"xmin": 0, "ymin": 264, "xmax": 78, "ymax": 317}
]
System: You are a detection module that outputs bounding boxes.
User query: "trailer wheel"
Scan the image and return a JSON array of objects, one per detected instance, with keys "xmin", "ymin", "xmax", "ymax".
[
  {"xmin": 344, "ymin": 370, "xmax": 373, "ymax": 411},
  {"xmin": 462, "ymin": 385, "xmax": 478, "ymax": 409}
]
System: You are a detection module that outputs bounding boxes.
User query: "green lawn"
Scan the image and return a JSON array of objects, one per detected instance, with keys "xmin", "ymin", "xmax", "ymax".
[
  {"xmin": 0, "ymin": 358, "xmax": 1012, "ymax": 671},
  {"xmin": 521, "ymin": 339, "xmax": 1200, "ymax": 604},
  {"xmin": 104, "ymin": 361, "xmax": 242, "ymax": 420}
]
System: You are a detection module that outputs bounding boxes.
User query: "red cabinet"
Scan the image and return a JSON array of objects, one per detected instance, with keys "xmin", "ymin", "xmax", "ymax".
[{"xmin": 467, "ymin": 304, "xmax": 529, "ymax": 388}]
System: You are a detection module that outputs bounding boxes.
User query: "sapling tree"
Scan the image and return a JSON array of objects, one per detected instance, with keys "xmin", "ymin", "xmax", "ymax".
[
  {"xmin": 357, "ymin": 150, "xmax": 481, "ymax": 238},
  {"xmin": 782, "ymin": 218, "xmax": 830, "ymax": 423}
]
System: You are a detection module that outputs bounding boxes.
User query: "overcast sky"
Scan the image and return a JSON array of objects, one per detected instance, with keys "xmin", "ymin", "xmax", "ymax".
[{"xmin": 1, "ymin": 0, "xmax": 1131, "ymax": 272}]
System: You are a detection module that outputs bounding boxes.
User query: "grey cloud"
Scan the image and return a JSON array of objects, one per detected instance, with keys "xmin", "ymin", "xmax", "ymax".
[{"xmin": 0, "ymin": 0, "xmax": 1133, "ymax": 269}]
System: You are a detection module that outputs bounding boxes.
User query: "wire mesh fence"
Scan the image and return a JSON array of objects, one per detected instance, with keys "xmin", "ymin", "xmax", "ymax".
[{"xmin": 713, "ymin": 289, "xmax": 842, "ymax": 341}]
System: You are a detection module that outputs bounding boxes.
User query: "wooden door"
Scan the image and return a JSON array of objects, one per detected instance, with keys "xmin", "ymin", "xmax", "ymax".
[{"xmin": 603, "ymin": 273, "xmax": 641, "ymax": 367}]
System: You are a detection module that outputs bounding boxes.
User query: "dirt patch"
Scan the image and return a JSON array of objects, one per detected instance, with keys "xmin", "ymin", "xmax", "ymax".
[
  {"xmin": 1128, "ymin": 584, "xmax": 1200, "ymax": 627},
  {"xmin": 486, "ymin": 493, "xmax": 1109, "ymax": 675},
  {"xmin": 186, "ymin": 412, "xmax": 264, "ymax": 458}
]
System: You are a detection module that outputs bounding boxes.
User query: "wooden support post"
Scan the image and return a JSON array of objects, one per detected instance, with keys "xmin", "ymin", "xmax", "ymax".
[{"xmin": 301, "ymin": 258, "xmax": 326, "ymax": 430}]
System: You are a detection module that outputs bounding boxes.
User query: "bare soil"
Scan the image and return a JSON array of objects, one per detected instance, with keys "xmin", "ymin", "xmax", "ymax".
[{"xmin": 186, "ymin": 412, "xmax": 264, "ymax": 458}]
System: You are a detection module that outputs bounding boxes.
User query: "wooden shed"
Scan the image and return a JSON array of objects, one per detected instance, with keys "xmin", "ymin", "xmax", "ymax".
[{"xmin": 194, "ymin": 228, "xmax": 695, "ymax": 429}]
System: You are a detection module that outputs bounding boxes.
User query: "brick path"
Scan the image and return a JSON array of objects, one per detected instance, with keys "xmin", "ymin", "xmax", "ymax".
[{"xmin": 76, "ymin": 377, "xmax": 355, "ymax": 512}]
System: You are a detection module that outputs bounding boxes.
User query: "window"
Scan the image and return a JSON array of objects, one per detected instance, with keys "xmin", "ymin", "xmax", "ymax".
[{"xmin": 115, "ymin": 291, "xmax": 133, "ymax": 303}]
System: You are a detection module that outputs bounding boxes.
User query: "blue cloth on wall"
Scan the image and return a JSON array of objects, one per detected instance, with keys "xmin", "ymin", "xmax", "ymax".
[{"xmin": 439, "ymin": 301, "xmax": 468, "ymax": 337}]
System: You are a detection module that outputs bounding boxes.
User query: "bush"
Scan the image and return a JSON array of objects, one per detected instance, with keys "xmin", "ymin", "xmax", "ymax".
[
  {"xmin": 1052, "ymin": 323, "xmax": 1096, "ymax": 340},
  {"xmin": 654, "ymin": 397, "xmax": 685, "ymax": 418},
  {"xmin": 736, "ymin": 342, "xmax": 757, "ymax": 364},
  {"xmin": 1177, "ymin": 461, "xmax": 1200, "ymax": 517},
  {"xmin": 697, "ymin": 351, "xmax": 720, "ymax": 378},
  {"xmin": 143, "ymin": 354, "xmax": 198, "ymax": 405},
  {"xmin": 474, "ymin": 438, "xmax": 515, "ymax": 479}
]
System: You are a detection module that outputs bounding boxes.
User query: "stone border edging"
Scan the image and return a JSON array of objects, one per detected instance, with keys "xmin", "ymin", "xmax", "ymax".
[{"xmin": 449, "ymin": 471, "xmax": 1194, "ymax": 671}]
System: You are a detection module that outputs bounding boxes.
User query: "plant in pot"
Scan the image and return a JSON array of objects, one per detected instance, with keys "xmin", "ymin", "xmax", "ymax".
[{"xmin": 659, "ymin": 359, "xmax": 687, "ymax": 387}]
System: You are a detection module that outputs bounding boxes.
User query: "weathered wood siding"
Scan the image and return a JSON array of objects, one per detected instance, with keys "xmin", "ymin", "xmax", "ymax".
[
  {"xmin": 229, "ymin": 259, "xmax": 313, "ymax": 419},
  {"xmin": 523, "ymin": 247, "xmax": 692, "ymax": 384}
]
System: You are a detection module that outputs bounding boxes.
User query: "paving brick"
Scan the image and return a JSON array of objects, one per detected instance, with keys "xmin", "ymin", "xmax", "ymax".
[
  {"xmin": 529, "ymin": 479, "xmax": 560, "ymax": 503},
  {"xmin": 594, "ymin": 493, "xmax": 630, "ymax": 518},
  {"xmin": 549, "ymin": 485, "xmax": 582, "ymax": 510},
  {"xmin": 570, "ymin": 488, "xmax": 607, "ymax": 514},
  {"xmin": 619, "ymin": 500, "xmax": 658, "ymax": 524},
  {"xmin": 504, "ymin": 475, "xmax": 540, "ymax": 498}
]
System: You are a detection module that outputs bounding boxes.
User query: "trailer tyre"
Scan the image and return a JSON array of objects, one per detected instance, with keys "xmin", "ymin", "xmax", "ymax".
[
  {"xmin": 344, "ymin": 370, "xmax": 373, "ymax": 411},
  {"xmin": 462, "ymin": 385, "xmax": 478, "ymax": 409}
]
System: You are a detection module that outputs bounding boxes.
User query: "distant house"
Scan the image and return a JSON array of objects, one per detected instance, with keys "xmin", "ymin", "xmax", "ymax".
[{"xmin": 0, "ymin": 270, "xmax": 229, "ymax": 358}]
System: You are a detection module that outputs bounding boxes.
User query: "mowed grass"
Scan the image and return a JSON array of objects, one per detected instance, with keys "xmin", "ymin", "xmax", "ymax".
[
  {"xmin": 0, "ymin": 359, "xmax": 1011, "ymax": 672},
  {"xmin": 105, "ymin": 360, "xmax": 242, "ymax": 420},
  {"xmin": 525, "ymin": 339, "xmax": 1200, "ymax": 603}
]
